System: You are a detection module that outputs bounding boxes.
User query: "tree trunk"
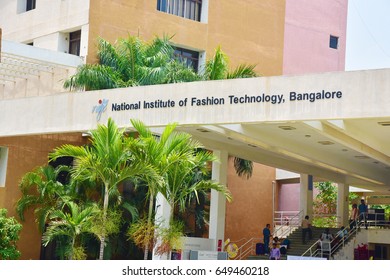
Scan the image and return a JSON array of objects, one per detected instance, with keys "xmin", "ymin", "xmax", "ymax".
[
  {"xmin": 69, "ymin": 237, "xmax": 75, "ymax": 260},
  {"xmin": 99, "ymin": 183, "xmax": 109, "ymax": 260},
  {"xmin": 167, "ymin": 199, "xmax": 175, "ymax": 260},
  {"xmin": 143, "ymin": 194, "xmax": 154, "ymax": 260}
]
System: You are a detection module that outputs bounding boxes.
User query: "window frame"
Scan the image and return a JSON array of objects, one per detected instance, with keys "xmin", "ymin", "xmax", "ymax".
[
  {"xmin": 26, "ymin": 0, "xmax": 36, "ymax": 12},
  {"xmin": 329, "ymin": 35, "xmax": 339, "ymax": 49},
  {"xmin": 69, "ymin": 30, "xmax": 81, "ymax": 56},
  {"xmin": 174, "ymin": 47, "xmax": 200, "ymax": 72},
  {"xmin": 157, "ymin": 0, "xmax": 202, "ymax": 22}
]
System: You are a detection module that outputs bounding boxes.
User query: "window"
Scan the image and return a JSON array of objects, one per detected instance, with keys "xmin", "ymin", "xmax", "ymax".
[
  {"xmin": 157, "ymin": 0, "xmax": 202, "ymax": 22},
  {"xmin": 174, "ymin": 47, "xmax": 199, "ymax": 72},
  {"xmin": 17, "ymin": 0, "xmax": 36, "ymax": 13},
  {"xmin": 69, "ymin": 30, "xmax": 81, "ymax": 56},
  {"xmin": 329, "ymin": 35, "xmax": 339, "ymax": 49},
  {"xmin": 26, "ymin": 0, "xmax": 36, "ymax": 11},
  {"xmin": 0, "ymin": 147, "xmax": 9, "ymax": 187}
]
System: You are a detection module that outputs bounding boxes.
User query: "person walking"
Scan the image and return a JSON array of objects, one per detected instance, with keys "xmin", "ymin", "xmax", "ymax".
[
  {"xmin": 349, "ymin": 203, "xmax": 358, "ymax": 229},
  {"xmin": 358, "ymin": 199, "xmax": 368, "ymax": 229},
  {"xmin": 301, "ymin": 215, "xmax": 312, "ymax": 244}
]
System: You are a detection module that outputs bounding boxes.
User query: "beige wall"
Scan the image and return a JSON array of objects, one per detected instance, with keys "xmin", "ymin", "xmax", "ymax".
[
  {"xmin": 225, "ymin": 159, "xmax": 276, "ymax": 243},
  {"xmin": 0, "ymin": 133, "xmax": 88, "ymax": 259},
  {"xmin": 87, "ymin": 0, "xmax": 285, "ymax": 76}
]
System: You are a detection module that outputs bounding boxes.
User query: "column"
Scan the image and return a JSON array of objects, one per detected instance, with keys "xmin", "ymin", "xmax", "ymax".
[
  {"xmin": 299, "ymin": 174, "xmax": 313, "ymax": 219},
  {"xmin": 337, "ymin": 183, "xmax": 349, "ymax": 227},
  {"xmin": 152, "ymin": 193, "xmax": 171, "ymax": 260},
  {"xmin": 209, "ymin": 150, "xmax": 228, "ymax": 251}
]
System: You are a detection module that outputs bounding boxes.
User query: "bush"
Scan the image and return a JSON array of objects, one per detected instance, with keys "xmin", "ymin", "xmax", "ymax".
[{"xmin": 0, "ymin": 209, "xmax": 23, "ymax": 260}]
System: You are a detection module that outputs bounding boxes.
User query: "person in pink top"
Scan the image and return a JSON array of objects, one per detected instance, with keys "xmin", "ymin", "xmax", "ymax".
[{"xmin": 349, "ymin": 203, "xmax": 358, "ymax": 229}]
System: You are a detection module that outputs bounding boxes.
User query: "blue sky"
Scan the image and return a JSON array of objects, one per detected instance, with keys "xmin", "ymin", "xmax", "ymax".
[{"xmin": 346, "ymin": 0, "xmax": 390, "ymax": 70}]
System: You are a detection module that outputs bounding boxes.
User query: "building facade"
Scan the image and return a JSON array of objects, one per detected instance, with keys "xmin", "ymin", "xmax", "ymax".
[{"xmin": 0, "ymin": 0, "xmax": 348, "ymax": 259}]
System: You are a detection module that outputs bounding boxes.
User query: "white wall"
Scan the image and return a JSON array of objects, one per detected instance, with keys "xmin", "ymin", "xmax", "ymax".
[{"xmin": 0, "ymin": 0, "xmax": 89, "ymax": 54}]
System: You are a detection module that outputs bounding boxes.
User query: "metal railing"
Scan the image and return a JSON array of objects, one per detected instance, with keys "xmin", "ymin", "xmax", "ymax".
[
  {"xmin": 230, "ymin": 210, "xmax": 304, "ymax": 260},
  {"xmin": 273, "ymin": 210, "xmax": 303, "ymax": 238},
  {"xmin": 301, "ymin": 212, "xmax": 390, "ymax": 259},
  {"xmin": 301, "ymin": 216, "xmax": 359, "ymax": 259}
]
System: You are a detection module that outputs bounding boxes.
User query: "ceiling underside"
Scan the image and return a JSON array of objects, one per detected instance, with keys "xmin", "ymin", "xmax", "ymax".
[{"xmin": 176, "ymin": 117, "xmax": 390, "ymax": 195}]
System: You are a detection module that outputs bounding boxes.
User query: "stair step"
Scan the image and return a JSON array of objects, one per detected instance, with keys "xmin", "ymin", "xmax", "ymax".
[{"xmin": 247, "ymin": 227, "xmax": 340, "ymax": 260}]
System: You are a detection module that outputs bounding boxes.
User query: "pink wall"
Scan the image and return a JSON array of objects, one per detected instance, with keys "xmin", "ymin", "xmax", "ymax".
[
  {"xmin": 283, "ymin": 0, "xmax": 348, "ymax": 75},
  {"xmin": 278, "ymin": 183, "xmax": 300, "ymax": 211}
]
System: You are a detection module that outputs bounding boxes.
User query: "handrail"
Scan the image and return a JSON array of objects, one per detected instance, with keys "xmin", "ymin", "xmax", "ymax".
[
  {"xmin": 234, "ymin": 237, "xmax": 262, "ymax": 260},
  {"xmin": 272, "ymin": 210, "xmax": 303, "ymax": 239},
  {"xmin": 301, "ymin": 213, "xmax": 365, "ymax": 259}
]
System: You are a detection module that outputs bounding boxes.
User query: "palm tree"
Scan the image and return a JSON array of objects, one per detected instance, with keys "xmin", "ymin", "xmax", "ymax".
[
  {"xmin": 129, "ymin": 119, "xmax": 231, "ymax": 258},
  {"xmin": 42, "ymin": 201, "xmax": 99, "ymax": 260},
  {"xmin": 156, "ymin": 148, "xmax": 232, "ymax": 258},
  {"xmin": 128, "ymin": 120, "xmax": 196, "ymax": 259},
  {"xmin": 16, "ymin": 165, "xmax": 73, "ymax": 232},
  {"xmin": 50, "ymin": 118, "xmax": 161, "ymax": 260},
  {"xmin": 203, "ymin": 46, "xmax": 257, "ymax": 179},
  {"xmin": 128, "ymin": 120, "xmax": 232, "ymax": 258},
  {"xmin": 162, "ymin": 148, "xmax": 232, "ymax": 223},
  {"xmin": 64, "ymin": 35, "xmax": 199, "ymax": 91}
]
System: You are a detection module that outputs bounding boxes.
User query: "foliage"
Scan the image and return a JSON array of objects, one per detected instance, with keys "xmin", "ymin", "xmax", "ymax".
[
  {"xmin": 0, "ymin": 209, "xmax": 23, "ymax": 260},
  {"xmin": 16, "ymin": 165, "xmax": 72, "ymax": 232},
  {"xmin": 311, "ymin": 216, "xmax": 337, "ymax": 228},
  {"xmin": 233, "ymin": 157, "xmax": 253, "ymax": 179},
  {"xmin": 90, "ymin": 209, "xmax": 122, "ymax": 243},
  {"xmin": 312, "ymin": 181, "xmax": 360, "ymax": 227},
  {"xmin": 64, "ymin": 35, "xmax": 199, "ymax": 91},
  {"xmin": 127, "ymin": 217, "xmax": 157, "ymax": 251},
  {"xmin": 348, "ymin": 192, "xmax": 359, "ymax": 203},
  {"xmin": 313, "ymin": 181, "xmax": 337, "ymax": 215},
  {"xmin": 154, "ymin": 220, "xmax": 185, "ymax": 257},
  {"xmin": 42, "ymin": 201, "xmax": 99, "ymax": 260},
  {"xmin": 49, "ymin": 118, "xmax": 162, "ymax": 260},
  {"xmin": 72, "ymin": 246, "xmax": 88, "ymax": 260},
  {"xmin": 129, "ymin": 119, "xmax": 232, "ymax": 258}
]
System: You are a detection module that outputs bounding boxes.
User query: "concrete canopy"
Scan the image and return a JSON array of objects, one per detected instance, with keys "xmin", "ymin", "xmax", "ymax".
[{"xmin": 1, "ymin": 68, "xmax": 390, "ymax": 194}]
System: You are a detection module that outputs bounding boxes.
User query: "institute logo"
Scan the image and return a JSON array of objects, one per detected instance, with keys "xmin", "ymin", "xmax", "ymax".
[{"xmin": 92, "ymin": 99, "xmax": 109, "ymax": 121}]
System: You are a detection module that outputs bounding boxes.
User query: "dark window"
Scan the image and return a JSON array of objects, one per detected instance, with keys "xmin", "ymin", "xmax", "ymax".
[
  {"xmin": 26, "ymin": 0, "xmax": 36, "ymax": 11},
  {"xmin": 157, "ymin": 0, "xmax": 202, "ymax": 22},
  {"xmin": 69, "ymin": 30, "xmax": 81, "ymax": 56},
  {"xmin": 330, "ymin": 35, "xmax": 339, "ymax": 49},
  {"xmin": 174, "ymin": 47, "xmax": 199, "ymax": 72}
]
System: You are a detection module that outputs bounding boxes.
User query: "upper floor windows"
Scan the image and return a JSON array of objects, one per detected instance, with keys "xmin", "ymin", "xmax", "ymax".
[
  {"xmin": 0, "ymin": 147, "xmax": 9, "ymax": 188},
  {"xmin": 157, "ymin": 0, "xmax": 202, "ymax": 22},
  {"xmin": 329, "ymin": 35, "xmax": 339, "ymax": 49},
  {"xmin": 17, "ymin": 0, "xmax": 36, "ymax": 13},
  {"xmin": 26, "ymin": 0, "xmax": 36, "ymax": 11},
  {"xmin": 174, "ymin": 47, "xmax": 199, "ymax": 72},
  {"xmin": 69, "ymin": 30, "xmax": 81, "ymax": 56}
]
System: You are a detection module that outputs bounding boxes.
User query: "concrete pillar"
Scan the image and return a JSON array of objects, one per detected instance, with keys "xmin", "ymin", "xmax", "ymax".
[
  {"xmin": 337, "ymin": 183, "xmax": 349, "ymax": 227},
  {"xmin": 209, "ymin": 150, "xmax": 228, "ymax": 251},
  {"xmin": 152, "ymin": 193, "xmax": 171, "ymax": 260},
  {"xmin": 299, "ymin": 174, "xmax": 313, "ymax": 219}
]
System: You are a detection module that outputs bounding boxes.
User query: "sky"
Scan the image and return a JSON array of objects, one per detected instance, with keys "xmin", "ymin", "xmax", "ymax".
[{"xmin": 346, "ymin": 0, "xmax": 390, "ymax": 70}]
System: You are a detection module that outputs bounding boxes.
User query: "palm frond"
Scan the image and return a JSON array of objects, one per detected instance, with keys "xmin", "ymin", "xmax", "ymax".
[
  {"xmin": 63, "ymin": 64, "xmax": 121, "ymax": 91},
  {"xmin": 233, "ymin": 157, "xmax": 253, "ymax": 179},
  {"xmin": 205, "ymin": 46, "xmax": 228, "ymax": 80},
  {"xmin": 227, "ymin": 64, "xmax": 257, "ymax": 79}
]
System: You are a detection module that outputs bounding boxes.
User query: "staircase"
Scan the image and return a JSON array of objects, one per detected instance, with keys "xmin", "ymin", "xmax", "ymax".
[{"xmin": 247, "ymin": 227, "xmax": 339, "ymax": 260}]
